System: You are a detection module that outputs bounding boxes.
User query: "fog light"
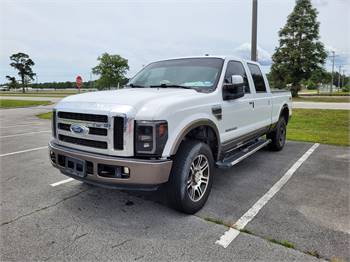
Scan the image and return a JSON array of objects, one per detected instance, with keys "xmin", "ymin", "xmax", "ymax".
[
  {"xmin": 123, "ymin": 167, "xmax": 130, "ymax": 174},
  {"xmin": 50, "ymin": 150, "xmax": 56, "ymax": 163}
]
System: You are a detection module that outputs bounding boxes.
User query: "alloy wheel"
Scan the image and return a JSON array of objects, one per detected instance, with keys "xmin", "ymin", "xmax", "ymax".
[{"xmin": 187, "ymin": 154, "xmax": 210, "ymax": 202}]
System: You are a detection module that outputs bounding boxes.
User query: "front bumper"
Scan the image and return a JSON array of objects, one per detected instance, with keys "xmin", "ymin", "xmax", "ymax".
[{"xmin": 48, "ymin": 141, "xmax": 172, "ymax": 190}]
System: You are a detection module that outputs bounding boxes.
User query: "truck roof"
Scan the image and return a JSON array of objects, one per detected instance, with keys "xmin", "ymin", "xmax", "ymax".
[{"xmin": 153, "ymin": 55, "xmax": 260, "ymax": 65}]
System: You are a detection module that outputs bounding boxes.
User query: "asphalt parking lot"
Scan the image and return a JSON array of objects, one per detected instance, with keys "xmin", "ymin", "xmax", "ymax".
[{"xmin": 0, "ymin": 106, "xmax": 349, "ymax": 262}]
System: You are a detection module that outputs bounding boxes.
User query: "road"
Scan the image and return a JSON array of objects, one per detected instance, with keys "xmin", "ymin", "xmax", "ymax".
[
  {"xmin": 292, "ymin": 101, "xmax": 350, "ymax": 110},
  {"xmin": 0, "ymin": 106, "xmax": 349, "ymax": 261},
  {"xmin": 1, "ymin": 96, "xmax": 350, "ymax": 110}
]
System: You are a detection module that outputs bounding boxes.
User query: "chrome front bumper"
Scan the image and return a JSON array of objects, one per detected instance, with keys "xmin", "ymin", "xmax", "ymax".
[{"xmin": 48, "ymin": 141, "xmax": 172, "ymax": 190}]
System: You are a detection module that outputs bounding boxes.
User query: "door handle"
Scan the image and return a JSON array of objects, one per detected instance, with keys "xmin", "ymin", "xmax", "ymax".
[{"xmin": 249, "ymin": 101, "xmax": 255, "ymax": 108}]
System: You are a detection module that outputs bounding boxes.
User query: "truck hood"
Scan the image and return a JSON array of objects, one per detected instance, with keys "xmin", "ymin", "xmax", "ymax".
[{"xmin": 56, "ymin": 88, "xmax": 206, "ymax": 119}]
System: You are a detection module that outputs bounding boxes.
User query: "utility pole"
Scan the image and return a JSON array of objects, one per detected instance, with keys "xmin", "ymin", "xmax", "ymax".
[
  {"xmin": 251, "ymin": 0, "xmax": 258, "ymax": 61},
  {"xmin": 90, "ymin": 72, "xmax": 93, "ymax": 90},
  {"xmin": 338, "ymin": 65, "xmax": 342, "ymax": 90},
  {"xmin": 330, "ymin": 51, "xmax": 335, "ymax": 93}
]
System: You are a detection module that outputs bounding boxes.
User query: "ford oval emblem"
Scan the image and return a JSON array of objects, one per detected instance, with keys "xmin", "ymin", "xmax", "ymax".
[{"xmin": 70, "ymin": 123, "xmax": 89, "ymax": 135}]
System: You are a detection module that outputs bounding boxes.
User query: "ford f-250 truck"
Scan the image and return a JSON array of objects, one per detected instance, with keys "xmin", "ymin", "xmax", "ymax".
[{"xmin": 49, "ymin": 56, "xmax": 292, "ymax": 214}]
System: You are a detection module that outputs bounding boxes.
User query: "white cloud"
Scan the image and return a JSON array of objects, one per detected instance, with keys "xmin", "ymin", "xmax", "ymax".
[
  {"xmin": 233, "ymin": 43, "xmax": 272, "ymax": 66},
  {"xmin": 1, "ymin": 0, "xmax": 349, "ymax": 82}
]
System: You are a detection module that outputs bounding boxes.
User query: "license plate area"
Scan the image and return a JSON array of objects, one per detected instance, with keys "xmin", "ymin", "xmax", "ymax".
[{"xmin": 64, "ymin": 157, "xmax": 86, "ymax": 178}]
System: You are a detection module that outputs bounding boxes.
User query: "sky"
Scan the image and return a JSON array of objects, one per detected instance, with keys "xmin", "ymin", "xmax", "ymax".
[{"xmin": 0, "ymin": 0, "xmax": 349, "ymax": 84}]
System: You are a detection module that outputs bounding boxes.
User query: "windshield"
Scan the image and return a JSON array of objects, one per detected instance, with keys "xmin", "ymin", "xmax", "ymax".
[{"xmin": 128, "ymin": 58, "xmax": 224, "ymax": 91}]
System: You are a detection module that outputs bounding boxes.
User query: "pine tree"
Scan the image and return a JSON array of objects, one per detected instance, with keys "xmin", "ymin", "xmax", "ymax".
[
  {"xmin": 9, "ymin": 53, "xmax": 36, "ymax": 93},
  {"xmin": 270, "ymin": 0, "xmax": 327, "ymax": 97}
]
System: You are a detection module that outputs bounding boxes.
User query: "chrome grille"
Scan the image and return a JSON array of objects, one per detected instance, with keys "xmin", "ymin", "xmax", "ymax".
[
  {"xmin": 58, "ymin": 123, "xmax": 107, "ymax": 136},
  {"xmin": 55, "ymin": 110, "xmax": 130, "ymax": 156},
  {"xmin": 56, "ymin": 111, "xmax": 111, "ymax": 151},
  {"xmin": 57, "ymin": 112, "xmax": 108, "ymax": 123},
  {"xmin": 58, "ymin": 134, "xmax": 108, "ymax": 149}
]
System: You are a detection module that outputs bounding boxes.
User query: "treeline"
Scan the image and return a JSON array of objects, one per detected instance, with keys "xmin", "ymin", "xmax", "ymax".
[
  {"xmin": 266, "ymin": 71, "xmax": 349, "ymax": 91},
  {"xmin": 30, "ymin": 81, "xmax": 97, "ymax": 89},
  {"xmin": 29, "ymin": 78, "xmax": 129, "ymax": 90},
  {"xmin": 3, "ymin": 52, "xmax": 130, "ymax": 92}
]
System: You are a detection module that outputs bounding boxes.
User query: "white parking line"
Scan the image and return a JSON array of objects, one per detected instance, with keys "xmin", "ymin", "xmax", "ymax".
[
  {"xmin": 0, "ymin": 130, "xmax": 51, "ymax": 138},
  {"xmin": 50, "ymin": 178, "xmax": 75, "ymax": 187},
  {"xmin": 0, "ymin": 146, "xmax": 48, "ymax": 157},
  {"xmin": 0, "ymin": 123, "xmax": 45, "ymax": 129},
  {"xmin": 215, "ymin": 143, "xmax": 320, "ymax": 248}
]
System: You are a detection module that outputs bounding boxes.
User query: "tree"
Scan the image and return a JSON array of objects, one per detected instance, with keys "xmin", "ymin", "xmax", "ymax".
[
  {"xmin": 92, "ymin": 53, "xmax": 129, "ymax": 89},
  {"xmin": 270, "ymin": 0, "xmax": 327, "ymax": 97},
  {"xmin": 9, "ymin": 52, "xmax": 36, "ymax": 93},
  {"xmin": 6, "ymin": 75, "xmax": 18, "ymax": 89}
]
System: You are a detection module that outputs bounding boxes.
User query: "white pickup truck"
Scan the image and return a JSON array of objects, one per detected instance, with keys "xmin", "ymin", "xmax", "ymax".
[{"xmin": 49, "ymin": 56, "xmax": 292, "ymax": 213}]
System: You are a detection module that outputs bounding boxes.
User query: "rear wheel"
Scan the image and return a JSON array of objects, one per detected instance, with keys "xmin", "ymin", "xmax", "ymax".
[
  {"xmin": 167, "ymin": 140, "xmax": 214, "ymax": 214},
  {"xmin": 267, "ymin": 117, "xmax": 287, "ymax": 151}
]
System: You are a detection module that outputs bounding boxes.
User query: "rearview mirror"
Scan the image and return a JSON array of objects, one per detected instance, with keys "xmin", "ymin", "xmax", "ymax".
[{"xmin": 223, "ymin": 75, "xmax": 245, "ymax": 100}]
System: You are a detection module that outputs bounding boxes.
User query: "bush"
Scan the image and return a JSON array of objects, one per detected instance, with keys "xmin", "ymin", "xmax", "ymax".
[
  {"xmin": 342, "ymin": 86, "xmax": 350, "ymax": 92},
  {"xmin": 305, "ymin": 80, "xmax": 318, "ymax": 90}
]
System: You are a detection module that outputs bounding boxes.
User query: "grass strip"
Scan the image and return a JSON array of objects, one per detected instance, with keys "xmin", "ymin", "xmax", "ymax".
[
  {"xmin": 0, "ymin": 99, "xmax": 52, "ymax": 108},
  {"xmin": 287, "ymin": 109, "xmax": 349, "ymax": 146},
  {"xmin": 36, "ymin": 112, "xmax": 53, "ymax": 120}
]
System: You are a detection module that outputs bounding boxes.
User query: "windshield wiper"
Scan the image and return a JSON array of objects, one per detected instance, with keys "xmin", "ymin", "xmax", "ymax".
[
  {"xmin": 150, "ymin": 84, "xmax": 193, "ymax": 89},
  {"xmin": 127, "ymin": 83, "xmax": 145, "ymax": 88}
]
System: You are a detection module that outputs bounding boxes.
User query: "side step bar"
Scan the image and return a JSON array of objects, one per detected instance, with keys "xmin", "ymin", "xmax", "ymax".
[{"xmin": 216, "ymin": 139, "xmax": 271, "ymax": 169}]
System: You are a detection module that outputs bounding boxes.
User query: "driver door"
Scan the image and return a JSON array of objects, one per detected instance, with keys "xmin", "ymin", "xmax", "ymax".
[{"xmin": 220, "ymin": 61, "xmax": 255, "ymax": 149}]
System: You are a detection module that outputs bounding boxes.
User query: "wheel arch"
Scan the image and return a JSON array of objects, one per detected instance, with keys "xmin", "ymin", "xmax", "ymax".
[
  {"xmin": 280, "ymin": 104, "xmax": 290, "ymax": 124},
  {"xmin": 169, "ymin": 119, "xmax": 221, "ymax": 161}
]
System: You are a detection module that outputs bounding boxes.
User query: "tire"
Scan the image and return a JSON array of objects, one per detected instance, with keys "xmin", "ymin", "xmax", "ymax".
[
  {"xmin": 167, "ymin": 140, "xmax": 214, "ymax": 214},
  {"xmin": 267, "ymin": 117, "xmax": 287, "ymax": 151}
]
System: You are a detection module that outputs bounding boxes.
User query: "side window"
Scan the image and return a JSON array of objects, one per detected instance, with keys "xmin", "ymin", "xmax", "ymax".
[
  {"xmin": 247, "ymin": 63, "xmax": 266, "ymax": 92},
  {"xmin": 224, "ymin": 61, "xmax": 250, "ymax": 93}
]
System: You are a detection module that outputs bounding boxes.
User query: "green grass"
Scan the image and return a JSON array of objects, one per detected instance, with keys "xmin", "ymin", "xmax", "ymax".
[
  {"xmin": 0, "ymin": 99, "xmax": 52, "ymax": 108},
  {"xmin": 287, "ymin": 109, "xmax": 349, "ymax": 146},
  {"xmin": 204, "ymin": 217, "xmax": 231, "ymax": 227},
  {"xmin": 1, "ymin": 94, "xmax": 68, "ymax": 98},
  {"xmin": 0, "ymin": 90, "xmax": 93, "ymax": 98},
  {"xmin": 238, "ymin": 228, "xmax": 253, "ymax": 235},
  {"xmin": 306, "ymin": 250, "xmax": 320, "ymax": 258},
  {"xmin": 36, "ymin": 112, "xmax": 52, "ymax": 119},
  {"xmin": 268, "ymin": 238, "xmax": 295, "ymax": 249},
  {"xmin": 294, "ymin": 96, "xmax": 350, "ymax": 103}
]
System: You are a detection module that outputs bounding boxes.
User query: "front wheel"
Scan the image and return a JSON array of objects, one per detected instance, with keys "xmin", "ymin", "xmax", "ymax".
[
  {"xmin": 167, "ymin": 140, "xmax": 214, "ymax": 214},
  {"xmin": 267, "ymin": 117, "xmax": 287, "ymax": 151}
]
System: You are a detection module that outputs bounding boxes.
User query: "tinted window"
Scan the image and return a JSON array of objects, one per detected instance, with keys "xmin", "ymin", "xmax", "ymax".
[
  {"xmin": 129, "ymin": 58, "xmax": 224, "ymax": 91},
  {"xmin": 224, "ymin": 61, "xmax": 250, "ymax": 93},
  {"xmin": 247, "ymin": 63, "xmax": 266, "ymax": 92}
]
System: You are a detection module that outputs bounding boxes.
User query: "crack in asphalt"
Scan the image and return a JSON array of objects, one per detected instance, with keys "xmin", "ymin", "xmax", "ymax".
[
  {"xmin": 0, "ymin": 188, "xmax": 90, "ymax": 227},
  {"xmin": 134, "ymin": 255, "xmax": 145, "ymax": 260},
  {"xmin": 198, "ymin": 215, "xmax": 327, "ymax": 261},
  {"xmin": 44, "ymin": 231, "xmax": 91, "ymax": 261},
  {"xmin": 112, "ymin": 239, "xmax": 132, "ymax": 249}
]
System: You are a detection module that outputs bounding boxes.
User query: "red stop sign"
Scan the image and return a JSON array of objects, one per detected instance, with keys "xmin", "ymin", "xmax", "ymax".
[{"xmin": 76, "ymin": 75, "xmax": 83, "ymax": 89}]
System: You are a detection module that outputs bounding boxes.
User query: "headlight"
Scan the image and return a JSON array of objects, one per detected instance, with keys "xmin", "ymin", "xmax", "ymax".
[
  {"xmin": 135, "ymin": 120, "xmax": 168, "ymax": 156},
  {"xmin": 52, "ymin": 109, "xmax": 57, "ymax": 138}
]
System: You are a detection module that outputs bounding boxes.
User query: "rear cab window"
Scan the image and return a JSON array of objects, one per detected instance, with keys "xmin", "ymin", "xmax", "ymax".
[{"xmin": 247, "ymin": 63, "xmax": 267, "ymax": 93}]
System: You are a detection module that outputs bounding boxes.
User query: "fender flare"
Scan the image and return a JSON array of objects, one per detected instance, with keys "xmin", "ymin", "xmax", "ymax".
[
  {"xmin": 280, "ymin": 104, "xmax": 290, "ymax": 123},
  {"xmin": 169, "ymin": 118, "xmax": 221, "ymax": 159}
]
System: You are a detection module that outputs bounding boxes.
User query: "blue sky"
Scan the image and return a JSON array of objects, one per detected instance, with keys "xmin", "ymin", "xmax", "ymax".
[{"xmin": 0, "ymin": 0, "xmax": 349, "ymax": 84}]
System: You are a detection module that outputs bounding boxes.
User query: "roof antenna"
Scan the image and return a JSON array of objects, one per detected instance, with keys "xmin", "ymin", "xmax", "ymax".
[{"xmin": 205, "ymin": 54, "xmax": 209, "ymax": 56}]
